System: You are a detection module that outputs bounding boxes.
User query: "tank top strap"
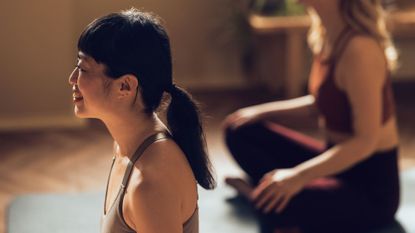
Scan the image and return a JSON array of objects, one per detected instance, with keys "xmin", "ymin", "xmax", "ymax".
[
  {"xmin": 329, "ymin": 27, "xmax": 358, "ymax": 64},
  {"xmin": 103, "ymin": 156, "xmax": 116, "ymax": 214},
  {"xmin": 121, "ymin": 131, "xmax": 171, "ymax": 188}
]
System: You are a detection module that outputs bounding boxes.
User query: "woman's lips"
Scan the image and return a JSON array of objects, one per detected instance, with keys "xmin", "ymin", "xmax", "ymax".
[
  {"xmin": 72, "ymin": 92, "xmax": 84, "ymax": 103},
  {"xmin": 72, "ymin": 86, "xmax": 83, "ymax": 103}
]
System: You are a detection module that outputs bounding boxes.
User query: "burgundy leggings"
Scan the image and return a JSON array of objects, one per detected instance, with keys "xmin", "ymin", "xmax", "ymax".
[{"xmin": 225, "ymin": 121, "xmax": 400, "ymax": 233}]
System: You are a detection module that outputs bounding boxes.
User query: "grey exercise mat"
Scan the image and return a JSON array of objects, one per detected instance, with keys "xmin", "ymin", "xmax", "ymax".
[{"xmin": 7, "ymin": 169, "xmax": 415, "ymax": 233}]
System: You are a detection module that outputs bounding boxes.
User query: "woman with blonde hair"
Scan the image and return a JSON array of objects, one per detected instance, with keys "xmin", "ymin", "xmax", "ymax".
[
  {"xmin": 69, "ymin": 8, "xmax": 215, "ymax": 233},
  {"xmin": 224, "ymin": 0, "xmax": 400, "ymax": 232}
]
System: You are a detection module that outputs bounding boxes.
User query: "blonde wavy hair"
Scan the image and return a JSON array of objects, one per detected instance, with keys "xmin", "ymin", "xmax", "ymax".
[{"xmin": 307, "ymin": 0, "xmax": 398, "ymax": 70}]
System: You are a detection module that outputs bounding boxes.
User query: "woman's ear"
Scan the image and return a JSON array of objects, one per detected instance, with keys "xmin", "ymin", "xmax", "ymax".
[{"xmin": 117, "ymin": 75, "xmax": 139, "ymax": 98}]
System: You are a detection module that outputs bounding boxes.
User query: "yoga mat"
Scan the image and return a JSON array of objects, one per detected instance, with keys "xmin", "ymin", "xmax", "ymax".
[
  {"xmin": 7, "ymin": 169, "xmax": 415, "ymax": 233},
  {"xmin": 6, "ymin": 186, "xmax": 257, "ymax": 233}
]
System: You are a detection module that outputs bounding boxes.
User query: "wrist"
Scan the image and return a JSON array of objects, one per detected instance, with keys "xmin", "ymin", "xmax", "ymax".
[{"xmin": 293, "ymin": 166, "xmax": 312, "ymax": 185}]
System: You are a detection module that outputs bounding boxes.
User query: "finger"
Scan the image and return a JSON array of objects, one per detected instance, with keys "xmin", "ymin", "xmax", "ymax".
[
  {"xmin": 230, "ymin": 118, "xmax": 246, "ymax": 130},
  {"xmin": 233, "ymin": 113, "xmax": 257, "ymax": 129},
  {"xmin": 230, "ymin": 115, "xmax": 252, "ymax": 130},
  {"xmin": 254, "ymin": 186, "xmax": 275, "ymax": 209},
  {"xmin": 263, "ymin": 193, "xmax": 283, "ymax": 213},
  {"xmin": 225, "ymin": 177, "xmax": 254, "ymax": 200},
  {"xmin": 222, "ymin": 114, "xmax": 238, "ymax": 129},
  {"xmin": 260, "ymin": 171, "xmax": 274, "ymax": 183},
  {"xmin": 275, "ymin": 195, "xmax": 291, "ymax": 214},
  {"xmin": 252, "ymin": 179, "xmax": 271, "ymax": 199}
]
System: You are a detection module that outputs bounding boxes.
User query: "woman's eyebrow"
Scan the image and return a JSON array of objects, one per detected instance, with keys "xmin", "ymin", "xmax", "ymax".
[
  {"xmin": 77, "ymin": 53, "xmax": 91, "ymax": 68},
  {"xmin": 77, "ymin": 52, "xmax": 91, "ymax": 62}
]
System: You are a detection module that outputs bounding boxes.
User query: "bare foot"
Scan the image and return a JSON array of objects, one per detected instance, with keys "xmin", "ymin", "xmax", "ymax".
[{"xmin": 225, "ymin": 177, "xmax": 254, "ymax": 200}]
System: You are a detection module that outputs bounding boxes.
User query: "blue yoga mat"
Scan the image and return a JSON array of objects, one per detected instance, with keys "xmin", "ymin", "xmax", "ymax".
[
  {"xmin": 7, "ymin": 169, "xmax": 415, "ymax": 233},
  {"xmin": 6, "ymin": 185, "xmax": 257, "ymax": 233}
]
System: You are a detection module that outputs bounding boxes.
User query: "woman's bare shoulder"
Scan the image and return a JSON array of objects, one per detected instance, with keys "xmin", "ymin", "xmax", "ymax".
[
  {"xmin": 339, "ymin": 34, "xmax": 385, "ymax": 67},
  {"xmin": 123, "ymin": 139, "xmax": 186, "ymax": 231},
  {"xmin": 130, "ymin": 138, "xmax": 188, "ymax": 189},
  {"xmin": 337, "ymin": 34, "xmax": 386, "ymax": 87}
]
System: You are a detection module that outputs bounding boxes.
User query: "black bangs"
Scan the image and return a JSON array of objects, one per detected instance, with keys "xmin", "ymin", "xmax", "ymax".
[
  {"xmin": 76, "ymin": 11, "xmax": 171, "ymax": 80},
  {"xmin": 77, "ymin": 14, "xmax": 130, "ymax": 78}
]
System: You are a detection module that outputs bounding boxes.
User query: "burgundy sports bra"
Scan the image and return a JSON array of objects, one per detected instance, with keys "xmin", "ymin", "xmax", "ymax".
[{"xmin": 308, "ymin": 28, "xmax": 395, "ymax": 134}]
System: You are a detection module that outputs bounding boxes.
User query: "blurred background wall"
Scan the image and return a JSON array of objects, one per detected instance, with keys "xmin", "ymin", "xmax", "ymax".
[
  {"xmin": 0, "ymin": 0, "xmax": 414, "ymax": 130},
  {"xmin": 0, "ymin": 0, "xmax": 246, "ymax": 130},
  {"xmin": 0, "ymin": 0, "xmax": 76, "ymax": 129}
]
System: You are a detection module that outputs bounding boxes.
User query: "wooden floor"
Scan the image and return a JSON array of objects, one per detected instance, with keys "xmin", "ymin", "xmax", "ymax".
[{"xmin": 0, "ymin": 86, "xmax": 414, "ymax": 233}]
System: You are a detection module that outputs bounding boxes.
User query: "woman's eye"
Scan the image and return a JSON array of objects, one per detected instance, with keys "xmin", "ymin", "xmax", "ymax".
[{"xmin": 75, "ymin": 64, "xmax": 86, "ymax": 72}]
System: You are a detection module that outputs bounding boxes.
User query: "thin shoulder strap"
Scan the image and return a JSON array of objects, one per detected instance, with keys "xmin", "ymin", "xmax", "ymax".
[
  {"xmin": 330, "ymin": 28, "xmax": 357, "ymax": 63},
  {"xmin": 121, "ymin": 131, "xmax": 171, "ymax": 188},
  {"xmin": 103, "ymin": 156, "xmax": 116, "ymax": 214}
]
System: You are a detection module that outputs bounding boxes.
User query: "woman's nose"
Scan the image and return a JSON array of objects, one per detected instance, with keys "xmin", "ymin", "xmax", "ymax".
[{"xmin": 68, "ymin": 68, "xmax": 79, "ymax": 85}]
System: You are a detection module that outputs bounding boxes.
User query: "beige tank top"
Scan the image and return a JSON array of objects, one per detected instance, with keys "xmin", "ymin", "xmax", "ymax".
[{"xmin": 100, "ymin": 132, "xmax": 199, "ymax": 233}]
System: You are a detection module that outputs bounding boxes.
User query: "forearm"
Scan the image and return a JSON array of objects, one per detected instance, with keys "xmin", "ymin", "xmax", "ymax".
[
  {"xmin": 294, "ymin": 136, "xmax": 378, "ymax": 182},
  {"xmin": 255, "ymin": 95, "xmax": 317, "ymax": 119}
]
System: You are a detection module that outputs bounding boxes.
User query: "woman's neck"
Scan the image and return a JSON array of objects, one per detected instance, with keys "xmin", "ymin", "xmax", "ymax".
[
  {"xmin": 314, "ymin": 3, "xmax": 347, "ymax": 46},
  {"xmin": 102, "ymin": 111, "xmax": 167, "ymax": 159}
]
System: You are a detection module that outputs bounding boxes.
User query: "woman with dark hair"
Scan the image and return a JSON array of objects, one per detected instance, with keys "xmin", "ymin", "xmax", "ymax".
[
  {"xmin": 224, "ymin": 0, "xmax": 400, "ymax": 232},
  {"xmin": 68, "ymin": 8, "xmax": 215, "ymax": 233}
]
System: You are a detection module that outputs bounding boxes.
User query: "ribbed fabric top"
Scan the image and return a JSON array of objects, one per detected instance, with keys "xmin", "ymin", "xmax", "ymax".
[{"xmin": 100, "ymin": 132, "xmax": 199, "ymax": 233}]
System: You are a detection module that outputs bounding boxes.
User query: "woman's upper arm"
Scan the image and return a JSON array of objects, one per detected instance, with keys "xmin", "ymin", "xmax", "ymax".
[
  {"xmin": 338, "ymin": 36, "xmax": 386, "ymax": 150},
  {"xmin": 127, "ymin": 170, "xmax": 182, "ymax": 233}
]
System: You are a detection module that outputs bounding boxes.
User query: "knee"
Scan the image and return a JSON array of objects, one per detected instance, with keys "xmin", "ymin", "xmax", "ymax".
[
  {"xmin": 224, "ymin": 122, "xmax": 266, "ymax": 160},
  {"xmin": 224, "ymin": 125, "xmax": 242, "ymax": 152},
  {"xmin": 224, "ymin": 123, "xmax": 254, "ymax": 151}
]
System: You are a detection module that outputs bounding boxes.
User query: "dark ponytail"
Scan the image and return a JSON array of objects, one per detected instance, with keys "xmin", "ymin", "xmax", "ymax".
[{"xmin": 166, "ymin": 85, "xmax": 216, "ymax": 190}]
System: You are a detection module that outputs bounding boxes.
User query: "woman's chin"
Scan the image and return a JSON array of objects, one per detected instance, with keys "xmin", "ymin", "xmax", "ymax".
[
  {"xmin": 73, "ymin": 108, "xmax": 101, "ymax": 119},
  {"xmin": 73, "ymin": 106, "xmax": 88, "ymax": 118},
  {"xmin": 74, "ymin": 113, "xmax": 88, "ymax": 119}
]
